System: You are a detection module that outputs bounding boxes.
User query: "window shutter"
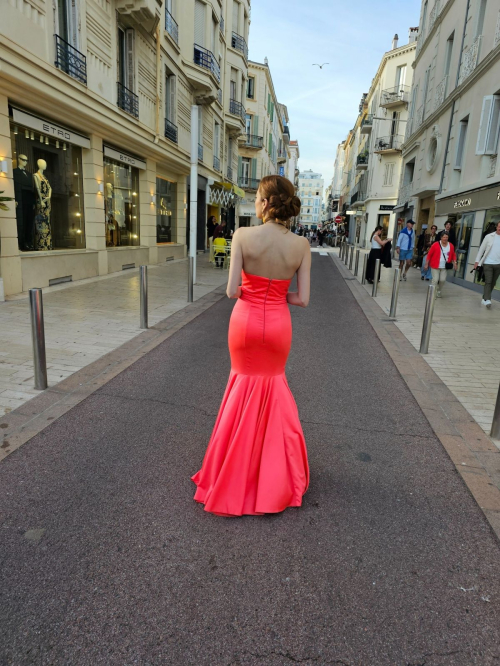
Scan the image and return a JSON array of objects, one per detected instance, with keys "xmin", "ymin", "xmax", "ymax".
[
  {"xmin": 252, "ymin": 114, "xmax": 259, "ymax": 135},
  {"xmin": 485, "ymin": 96, "xmax": 500, "ymax": 155},
  {"xmin": 270, "ymin": 102, "xmax": 274, "ymax": 122},
  {"xmin": 251, "ymin": 158, "xmax": 257, "ymax": 180},
  {"xmin": 476, "ymin": 95, "xmax": 493, "ymax": 155},
  {"xmin": 383, "ymin": 163, "xmax": 389, "ymax": 185},
  {"xmin": 69, "ymin": 0, "xmax": 79, "ymax": 48},
  {"xmin": 170, "ymin": 75, "xmax": 176, "ymax": 123},
  {"xmin": 455, "ymin": 120, "xmax": 468, "ymax": 168},
  {"xmin": 125, "ymin": 29, "xmax": 135, "ymax": 91},
  {"xmin": 232, "ymin": 0, "xmax": 239, "ymax": 33},
  {"xmin": 194, "ymin": 0, "xmax": 205, "ymax": 46},
  {"xmin": 238, "ymin": 156, "xmax": 243, "ymax": 179}
]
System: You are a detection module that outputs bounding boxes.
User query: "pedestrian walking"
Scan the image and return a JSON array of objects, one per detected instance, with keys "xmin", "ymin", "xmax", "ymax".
[
  {"xmin": 424, "ymin": 231, "xmax": 457, "ymax": 298},
  {"xmin": 473, "ymin": 220, "xmax": 500, "ymax": 309},
  {"xmin": 192, "ymin": 174, "xmax": 310, "ymax": 516},
  {"xmin": 366, "ymin": 225, "xmax": 392, "ymax": 284},
  {"xmin": 437, "ymin": 220, "xmax": 457, "ymax": 247},
  {"xmin": 421, "ymin": 224, "xmax": 438, "ymax": 280},
  {"xmin": 206, "ymin": 215, "xmax": 217, "ymax": 246},
  {"xmin": 317, "ymin": 229, "xmax": 324, "ymax": 247},
  {"xmin": 213, "ymin": 220, "xmax": 226, "ymax": 239},
  {"xmin": 396, "ymin": 220, "xmax": 415, "ymax": 281}
]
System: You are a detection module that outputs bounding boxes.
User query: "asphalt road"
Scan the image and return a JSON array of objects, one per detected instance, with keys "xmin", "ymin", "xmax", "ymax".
[{"xmin": 1, "ymin": 254, "xmax": 499, "ymax": 666}]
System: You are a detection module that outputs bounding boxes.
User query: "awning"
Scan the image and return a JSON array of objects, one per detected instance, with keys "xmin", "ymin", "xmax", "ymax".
[{"xmin": 209, "ymin": 181, "xmax": 245, "ymax": 207}]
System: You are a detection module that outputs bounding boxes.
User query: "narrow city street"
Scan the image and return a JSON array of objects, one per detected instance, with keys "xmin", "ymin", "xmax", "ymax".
[{"xmin": 1, "ymin": 254, "xmax": 499, "ymax": 666}]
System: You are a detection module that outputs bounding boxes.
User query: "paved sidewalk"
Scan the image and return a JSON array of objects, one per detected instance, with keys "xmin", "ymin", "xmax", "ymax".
[
  {"xmin": 1, "ymin": 254, "xmax": 499, "ymax": 665},
  {"xmin": 341, "ymin": 247, "xmax": 500, "ymax": 438},
  {"xmin": 0, "ymin": 256, "xmax": 227, "ymax": 418}
]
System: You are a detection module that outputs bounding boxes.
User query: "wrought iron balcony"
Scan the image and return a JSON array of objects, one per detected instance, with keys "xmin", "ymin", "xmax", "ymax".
[
  {"xmin": 54, "ymin": 34, "xmax": 87, "ymax": 85},
  {"xmin": 165, "ymin": 10, "xmax": 178, "ymax": 44},
  {"xmin": 231, "ymin": 32, "xmax": 248, "ymax": 60},
  {"xmin": 361, "ymin": 114, "xmax": 373, "ymax": 134},
  {"xmin": 238, "ymin": 177, "xmax": 260, "ymax": 191},
  {"xmin": 198, "ymin": 143, "xmax": 203, "ymax": 161},
  {"xmin": 356, "ymin": 154, "xmax": 369, "ymax": 169},
  {"xmin": 374, "ymin": 135, "xmax": 404, "ymax": 153},
  {"xmin": 165, "ymin": 118, "xmax": 178, "ymax": 143},
  {"xmin": 243, "ymin": 134, "xmax": 263, "ymax": 149},
  {"xmin": 193, "ymin": 44, "xmax": 220, "ymax": 82},
  {"xmin": 213, "ymin": 155, "xmax": 220, "ymax": 171},
  {"xmin": 283, "ymin": 125, "xmax": 290, "ymax": 143},
  {"xmin": 229, "ymin": 99, "xmax": 245, "ymax": 122},
  {"xmin": 227, "ymin": 166, "xmax": 233, "ymax": 180},
  {"xmin": 117, "ymin": 82, "xmax": 139, "ymax": 118},
  {"xmin": 380, "ymin": 85, "xmax": 410, "ymax": 108}
]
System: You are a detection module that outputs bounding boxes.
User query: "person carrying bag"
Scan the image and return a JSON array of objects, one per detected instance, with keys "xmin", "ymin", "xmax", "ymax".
[{"xmin": 424, "ymin": 232, "xmax": 457, "ymax": 298}]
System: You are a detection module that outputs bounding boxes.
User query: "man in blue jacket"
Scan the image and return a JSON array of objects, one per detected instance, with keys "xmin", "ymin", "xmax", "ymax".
[{"xmin": 396, "ymin": 220, "xmax": 415, "ymax": 281}]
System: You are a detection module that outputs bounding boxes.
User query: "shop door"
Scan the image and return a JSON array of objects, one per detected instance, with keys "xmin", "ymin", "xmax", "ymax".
[
  {"xmin": 378, "ymin": 214, "xmax": 390, "ymax": 239},
  {"xmin": 453, "ymin": 212, "xmax": 475, "ymax": 280}
]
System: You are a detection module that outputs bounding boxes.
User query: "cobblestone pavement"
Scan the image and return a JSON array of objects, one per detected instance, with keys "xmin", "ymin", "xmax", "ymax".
[
  {"xmin": 342, "ymin": 247, "xmax": 500, "ymax": 440},
  {"xmin": 0, "ymin": 256, "xmax": 227, "ymax": 418}
]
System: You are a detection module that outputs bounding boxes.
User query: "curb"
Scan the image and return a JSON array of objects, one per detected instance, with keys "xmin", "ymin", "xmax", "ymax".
[{"xmin": 331, "ymin": 252, "xmax": 500, "ymax": 542}]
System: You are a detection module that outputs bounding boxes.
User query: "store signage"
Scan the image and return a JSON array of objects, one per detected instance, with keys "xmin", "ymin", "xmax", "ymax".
[
  {"xmin": 12, "ymin": 108, "xmax": 91, "ymax": 149},
  {"xmin": 279, "ymin": 166, "xmax": 285, "ymax": 176},
  {"xmin": 103, "ymin": 146, "xmax": 147, "ymax": 170},
  {"xmin": 346, "ymin": 210, "xmax": 356, "ymax": 215},
  {"xmin": 380, "ymin": 205, "xmax": 395, "ymax": 211},
  {"xmin": 454, "ymin": 198, "xmax": 472, "ymax": 209}
]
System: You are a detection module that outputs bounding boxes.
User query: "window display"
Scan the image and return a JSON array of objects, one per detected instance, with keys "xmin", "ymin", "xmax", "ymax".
[
  {"xmin": 476, "ymin": 208, "xmax": 500, "ymax": 290},
  {"xmin": 10, "ymin": 122, "xmax": 85, "ymax": 251},
  {"xmin": 156, "ymin": 177, "xmax": 176, "ymax": 243},
  {"xmin": 104, "ymin": 158, "xmax": 140, "ymax": 247}
]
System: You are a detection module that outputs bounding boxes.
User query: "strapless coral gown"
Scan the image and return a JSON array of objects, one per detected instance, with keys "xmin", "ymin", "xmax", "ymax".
[{"xmin": 192, "ymin": 270, "xmax": 309, "ymax": 516}]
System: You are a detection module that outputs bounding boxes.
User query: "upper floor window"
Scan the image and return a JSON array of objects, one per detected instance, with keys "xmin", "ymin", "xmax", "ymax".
[
  {"xmin": 118, "ymin": 25, "xmax": 135, "ymax": 92},
  {"xmin": 476, "ymin": 95, "xmax": 500, "ymax": 155},
  {"xmin": 247, "ymin": 76, "xmax": 255, "ymax": 99}
]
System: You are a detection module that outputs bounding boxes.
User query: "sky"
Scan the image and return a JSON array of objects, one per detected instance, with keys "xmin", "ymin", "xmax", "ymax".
[{"xmin": 248, "ymin": 0, "xmax": 422, "ymax": 186}]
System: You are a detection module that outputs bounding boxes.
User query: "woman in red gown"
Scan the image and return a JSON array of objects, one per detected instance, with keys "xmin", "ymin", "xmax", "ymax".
[{"xmin": 192, "ymin": 175, "xmax": 311, "ymax": 516}]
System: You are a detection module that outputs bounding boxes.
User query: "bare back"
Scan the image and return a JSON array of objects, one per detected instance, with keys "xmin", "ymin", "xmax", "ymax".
[{"xmin": 238, "ymin": 223, "xmax": 308, "ymax": 280}]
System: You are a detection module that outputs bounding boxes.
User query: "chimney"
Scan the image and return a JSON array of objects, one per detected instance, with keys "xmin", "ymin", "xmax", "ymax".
[
  {"xmin": 264, "ymin": 56, "xmax": 269, "ymax": 66},
  {"xmin": 408, "ymin": 27, "xmax": 419, "ymax": 43},
  {"xmin": 392, "ymin": 34, "xmax": 399, "ymax": 50}
]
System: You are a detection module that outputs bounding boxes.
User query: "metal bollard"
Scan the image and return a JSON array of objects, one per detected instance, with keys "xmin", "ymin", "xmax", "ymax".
[
  {"xmin": 344, "ymin": 244, "xmax": 350, "ymax": 266},
  {"xmin": 140, "ymin": 265, "xmax": 148, "ymax": 329},
  {"xmin": 419, "ymin": 284, "xmax": 436, "ymax": 354},
  {"xmin": 349, "ymin": 245, "xmax": 354, "ymax": 271},
  {"xmin": 339, "ymin": 241, "xmax": 344, "ymax": 261},
  {"xmin": 491, "ymin": 383, "xmax": 500, "ymax": 439},
  {"xmin": 372, "ymin": 259, "xmax": 381, "ymax": 297},
  {"xmin": 389, "ymin": 268, "xmax": 401, "ymax": 318},
  {"xmin": 29, "ymin": 288, "xmax": 48, "ymax": 390},
  {"xmin": 361, "ymin": 253, "xmax": 368, "ymax": 285},
  {"xmin": 188, "ymin": 256, "xmax": 195, "ymax": 303},
  {"xmin": 354, "ymin": 249, "xmax": 360, "ymax": 276}
]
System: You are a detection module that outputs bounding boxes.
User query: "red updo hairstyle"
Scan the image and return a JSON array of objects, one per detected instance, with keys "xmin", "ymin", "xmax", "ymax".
[{"xmin": 259, "ymin": 175, "xmax": 301, "ymax": 229}]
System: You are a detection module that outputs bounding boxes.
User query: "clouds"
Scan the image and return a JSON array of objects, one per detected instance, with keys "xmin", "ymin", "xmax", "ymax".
[{"xmin": 248, "ymin": 0, "xmax": 422, "ymax": 183}]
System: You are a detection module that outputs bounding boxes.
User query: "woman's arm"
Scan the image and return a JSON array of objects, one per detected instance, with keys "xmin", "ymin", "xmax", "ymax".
[
  {"xmin": 424, "ymin": 242, "xmax": 436, "ymax": 270},
  {"xmin": 226, "ymin": 229, "xmax": 243, "ymax": 299},
  {"xmin": 287, "ymin": 239, "xmax": 311, "ymax": 308}
]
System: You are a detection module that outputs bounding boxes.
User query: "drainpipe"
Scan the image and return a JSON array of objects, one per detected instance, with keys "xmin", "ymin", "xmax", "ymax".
[
  {"xmin": 154, "ymin": 24, "xmax": 161, "ymax": 145},
  {"xmin": 438, "ymin": 0, "xmax": 471, "ymax": 194}
]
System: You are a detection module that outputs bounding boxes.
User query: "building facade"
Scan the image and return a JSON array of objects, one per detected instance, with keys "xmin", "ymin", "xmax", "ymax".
[
  {"xmin": 298, "ymin": 170, "xmax": 324, "ymax": 228},
  {"xmin": 396, "ymin": 0, "xmax": 500, "ymax": 295},
  {"xmin": 0, "ymin": 0, "xmax": 250, "ymax": 297},
  {"xmin": 343, "ymin": 33, "xmax": 417, "ymax": 246},
  {"xmin": 237, "ymin": 59, "xmax": 292, "ymax": 227}
]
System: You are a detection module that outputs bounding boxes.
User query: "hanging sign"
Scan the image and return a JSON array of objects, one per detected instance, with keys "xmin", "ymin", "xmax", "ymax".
[
  {"xmin": 380, "ymin": 205, "xmax": 395, "ymax": 211},
  {"xmin": 12, "ymin": 108, "xmax": 91, "ymax": 149},
  {"xmin": 103, "ymin": 146, "xmax": 147, "ymax": 170}
]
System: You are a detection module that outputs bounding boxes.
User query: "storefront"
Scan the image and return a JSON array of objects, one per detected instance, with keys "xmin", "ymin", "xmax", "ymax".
[
  {"xmin": 155, "ymin": 177, "xmax": 177, "ymax": 244},
  {"xmin": 10, "ymin": 107, "xmax": 88, "ymax": 252},
  {"xmin": 435, "ymin": 182, "xmax": 500, "ymax": 298}
]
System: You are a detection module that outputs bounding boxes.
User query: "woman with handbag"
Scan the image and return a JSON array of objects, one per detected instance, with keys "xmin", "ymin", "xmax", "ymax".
[{"xmin": 423, "ymin": 232, "xmax": 457, "ymax": 298}]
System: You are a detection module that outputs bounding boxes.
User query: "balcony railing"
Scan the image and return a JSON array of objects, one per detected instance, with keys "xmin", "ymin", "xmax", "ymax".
[
  {"xmin": 227, "ymin": 166, "xmax": 233, "ymax": 180},
  {"xmin": 165, "ymin": 118, "xmax": 178, "ymax": 143},
  {"xmin": 244, "ymin": 134, "xmax": 263, "ymax": 148},
  {"xmin": 198, "ymin": 144, "xmax": 203, "ymax": 161},
  {"xmin": 283, "ymin": 125, "xmax": 290, "ymax": 143},
  {"xmin": 380, "ymin": 85, "xmax": 411, "ymax": 108},
  {"xmin": 213, "ymin": 155, "xmax": 220, "ymax": 171},
  {"xmin": 374, "ymin": 135, "xmax": 404, "ymax": 152},
  {"xmin": 231, "ymin": 32, "xmax": 248, "ymax": 60},
  {"xmin": 165, "ymin": 10, "xmax": 179, "ymax": 44},
  {"xmin": 54, "ymin": 34, "xmax": 87, "ymax": 85},
  {"xmin": 193, "ymin": 44, "xmax": 220, "ymax": 82},
  {"xmin": 117, "ymin": 82, "xmax": 139, "ymax": 118},
  {"xmin": 238, "ymin": 177, "xmax": 260, "ymax": 190},
  {"xmin": 229, "ymin": 98, "xmax": 245, "ymax": 122},
  {"xmin": 356, "ymin": 154, "xmax": 369, "ymax": 167},
  {"xmin": 361, "ymin": 114, "xmax": 373, "ymax": 133}
]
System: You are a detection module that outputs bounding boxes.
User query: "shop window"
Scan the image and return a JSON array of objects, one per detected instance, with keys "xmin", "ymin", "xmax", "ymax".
[
  {"xmin": 475, "ymin": 208, "xmax": 500, "ymax": 289},
  {"xmin": 156, "ymin": 177, "xmax": 176, "ymax": 243},
  {"xmin": 104, "ymin": 157, "xmax": 140, "ymax": 247},
  {"xmin": 10, "ymin": 122, "xmax": 85, "ymax": 251}
]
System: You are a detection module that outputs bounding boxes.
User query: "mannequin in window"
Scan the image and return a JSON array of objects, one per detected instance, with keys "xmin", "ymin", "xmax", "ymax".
[
  {"xmin": 13, "ymin": 154, "xmax": 35, "ymax": 251},
  {"xmin": 33, "ymin": 159, "xmax": 53, "ymax": 250}
]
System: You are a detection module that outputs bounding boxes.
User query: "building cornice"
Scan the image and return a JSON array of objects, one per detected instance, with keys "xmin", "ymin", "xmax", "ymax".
[
  {"xmin": 366, "ymin": 42, "xmax": 417, "ymax": 104},
  {"xmin": 413, "ymin": 0, "xmax": 454, "ymax": 69},
  {"xmin": 402, "ymin": 42, "xmax": 500, "ymax": 156}
]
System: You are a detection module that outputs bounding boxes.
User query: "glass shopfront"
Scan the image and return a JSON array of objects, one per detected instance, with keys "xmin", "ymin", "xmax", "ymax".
[
  {"xmin": 475, "ymin": 207, "xmax": 500, "ymax": 292},
  {"xmin": 156, "ymin": 177, "xmax": 176, "ymax": 243},
  {"xmin": 104, "ymin": 157, "xmax": 140, "ymax": 247},
  {"xmin": 453, "ymin": 212, "xmax": 475, "ymax": 280},
  {"xmin": 10, "ymin": 121, "xmax": 85, "ymax": 251}
]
